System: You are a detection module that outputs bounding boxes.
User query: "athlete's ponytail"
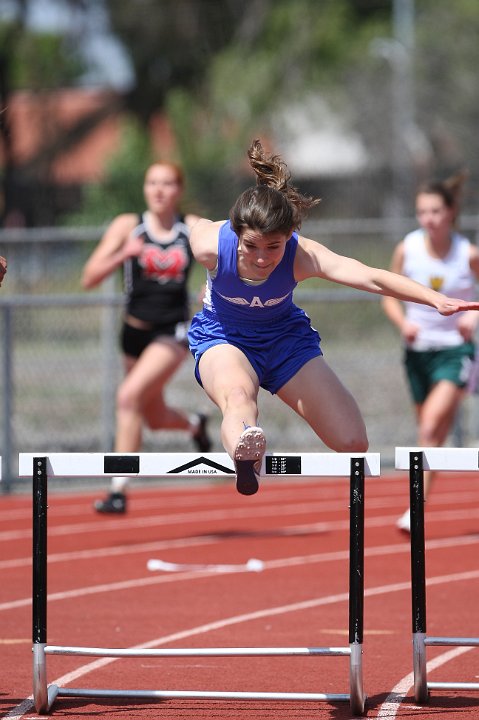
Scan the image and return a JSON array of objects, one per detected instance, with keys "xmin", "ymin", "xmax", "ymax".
[{"xmin": 230, "ymin": 139, "xmax": 320, "ymax": 235}]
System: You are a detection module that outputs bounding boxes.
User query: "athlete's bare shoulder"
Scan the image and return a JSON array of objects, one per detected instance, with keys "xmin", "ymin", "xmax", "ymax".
[
  {"xmin": 189, "ymin": 219, "xmax": 224, "ymax": 270},
  {"xmin": 107, "ymin": 213, "xmax": 140, "ymax": 237}
]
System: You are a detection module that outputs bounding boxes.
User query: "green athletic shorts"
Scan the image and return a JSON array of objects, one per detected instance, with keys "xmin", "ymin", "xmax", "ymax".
[{"xmin": 404, "ymin": 342, "xmax": 475, "ymax": 404}]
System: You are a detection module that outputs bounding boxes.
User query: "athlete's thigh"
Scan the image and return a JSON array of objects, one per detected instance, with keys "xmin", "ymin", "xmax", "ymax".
[
  {"xmin": 198, "ymin": 343, "xmax": 259, "ymax": 410},
  {"xmin": 421, "ymin": 379, "xmax": 464, "ymax": 429},
  {"xmin": 277, "ymin": 356, "xmax": 367, "ymax": 448},
  {"xmin": 121, "ymin": 339, "xmax": 187, "ymax": 400}
]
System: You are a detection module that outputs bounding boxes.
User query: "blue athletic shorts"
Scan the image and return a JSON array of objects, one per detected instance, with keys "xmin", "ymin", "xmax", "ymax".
[{"xmin": 188, "ymin": 307, "xmax": 323, "ymax": 395}]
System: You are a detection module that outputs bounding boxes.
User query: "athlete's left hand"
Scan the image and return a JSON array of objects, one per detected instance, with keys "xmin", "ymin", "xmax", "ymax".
[{"xmin": 437, "ymin": 298, "xmax": 479, "ymax": 316}]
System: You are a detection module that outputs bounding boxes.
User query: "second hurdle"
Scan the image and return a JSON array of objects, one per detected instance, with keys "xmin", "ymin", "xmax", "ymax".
[
  {"xmin": 20, "ymin": 450, "xmax": 380, "ymax": 717},
  {"xmin": 396, "ymin": 447, "xmax": 479, "ymax": 704}
]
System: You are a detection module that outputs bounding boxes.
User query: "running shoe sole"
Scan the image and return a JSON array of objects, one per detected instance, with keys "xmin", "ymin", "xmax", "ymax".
[{"xmin": 234, "ymin": 426, "xmax": 266, "ymax": 496}]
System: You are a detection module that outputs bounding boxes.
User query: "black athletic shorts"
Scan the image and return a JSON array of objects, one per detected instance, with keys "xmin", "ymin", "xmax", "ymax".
[{"xmin": 120, "ymin": 320, "xmax": 189, "ymax": 359}]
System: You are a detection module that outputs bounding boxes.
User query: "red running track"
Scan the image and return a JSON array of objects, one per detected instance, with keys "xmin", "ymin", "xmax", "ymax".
[{"xmin": 1, "ymin": 470, "xmax": 479, "ymax": 719}]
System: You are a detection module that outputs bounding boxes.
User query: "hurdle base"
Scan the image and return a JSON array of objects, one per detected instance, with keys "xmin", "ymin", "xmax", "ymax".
[
  {"xmin": 428, "ymin": 681, "xmax": 479, "ymax": 691},
  {"xmin": 43, "ymin": 643, "xmax": 351, "ymax": 658},
  {"xmin": 55, "ymin": 687, "xmax": 351, "ymax": 702},
  {"xmin": 412, "ymin": 630, "xmax": 479, "ymax": 703},
  {"xmin": 34, "ymin": 643, "xmax": 366, "ymax": 716},
  {"xmin": 349, "ymin": 642, "xmax": 365, "ymax": 716},
  {"xmin": 33, "ymin": 644, "xmax": 49, "ymax": 714},
  {"xmin": 36, "ymin": 685, "xmax": 365, "ymax": 717},
  {"xmin": 413, "ymin": 632, "xmax": 428, "ymax": 703},
  {"xmin": 425, "ymin": 636, "xmax": 479, "ymax": 647}
]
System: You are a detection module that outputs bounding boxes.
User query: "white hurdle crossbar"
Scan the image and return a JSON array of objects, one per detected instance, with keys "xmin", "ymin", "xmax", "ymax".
[
  {"xmin": 395, "ymin": 447, "xmax": 479, "ymax": 703},
  {"xmin": 21, "ymin": 451, "xmax": 380, "ymax": 717}
]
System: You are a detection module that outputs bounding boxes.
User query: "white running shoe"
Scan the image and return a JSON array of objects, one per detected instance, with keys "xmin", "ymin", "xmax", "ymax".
[
  {"xmin": 396, "ymin": 508, "xmax": 411, "ymax": 533},
  {"xmin": 233, "ymin": 426, "xmax": 266, "ymax": 496}
]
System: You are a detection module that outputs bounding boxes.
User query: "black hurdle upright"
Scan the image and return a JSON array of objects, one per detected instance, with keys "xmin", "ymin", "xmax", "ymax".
[
  {"xmin": 349, "ymin": 457, "xmax": 365, "ymax": 709},
  {"xmin": 30, "ymin": 453, "xmax": 369, "ymax": 717},
  {"xmin": 32, "ymin": 457, "xmax": 50, "ymax": 712},
  {"xmin": 406, "ymin": 449, "xmax": 479, "ymax": 703},
  {"xmin": 408, "ymin": 450, "xmax": 428, "ymax": 703}
]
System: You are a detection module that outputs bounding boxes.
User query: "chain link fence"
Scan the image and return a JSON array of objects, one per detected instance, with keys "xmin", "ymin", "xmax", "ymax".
[{"xmin": 2, "ymin": 217, "xmax": 479, "ymax": 492}]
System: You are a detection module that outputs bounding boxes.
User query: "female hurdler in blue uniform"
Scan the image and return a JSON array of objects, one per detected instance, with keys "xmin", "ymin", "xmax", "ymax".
[{"xmin": 188, "ymin": 140, "xmax": 479, "ymax": 496}]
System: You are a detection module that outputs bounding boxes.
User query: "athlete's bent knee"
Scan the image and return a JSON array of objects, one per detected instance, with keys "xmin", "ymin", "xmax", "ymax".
[
  {"xmin": 330, "ymin": 432, "xmax": 369, "ymax": 453},
  {"xmin": 224, "ymin": 385, "xmax": 256, "ymax": 409},
  {"xmin": 116, "ymin": 384, "xmax": 140, "ymax": 413},
  {"xmin": 418, "ymin": 421, "xmax": 441, "ymax": 447}
]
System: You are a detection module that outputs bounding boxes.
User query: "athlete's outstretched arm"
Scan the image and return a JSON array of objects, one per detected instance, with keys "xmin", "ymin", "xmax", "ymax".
[{"xmin": 295, "ymin": 235, "xmax": 479, "ymax": 316}]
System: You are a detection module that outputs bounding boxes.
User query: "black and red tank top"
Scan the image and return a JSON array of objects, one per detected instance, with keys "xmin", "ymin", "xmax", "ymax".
[{"xmin": 123, "ymin": 213, "xmax": 194, "ymax": 325}]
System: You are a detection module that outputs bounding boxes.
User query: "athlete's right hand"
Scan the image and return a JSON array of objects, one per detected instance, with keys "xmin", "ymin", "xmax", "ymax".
[{"xmin": 401, "ymin": 319, "xmax": 420, "ymax": 344}]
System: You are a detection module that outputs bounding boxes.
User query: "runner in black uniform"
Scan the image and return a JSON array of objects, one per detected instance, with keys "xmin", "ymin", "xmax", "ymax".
[
  {"xmin": 121, "ymin": 211, "xmax": 194, "ymax": 357},
  {"xmin": 82, "ymin": 162, "xmax": 211, "ymax": 513}
]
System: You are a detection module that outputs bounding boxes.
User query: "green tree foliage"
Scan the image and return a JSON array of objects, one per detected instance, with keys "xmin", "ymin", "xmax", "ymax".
[
  {"xmin": 105, "ymin": 0, "xmax": 248, "ymax": 122},
  {"xmin": 4, "ymin": 0, "xmax": 479, "ymax": 224},
  {"xmin": 414, "ymin": 0, "xmax": 479, "ymax": 174},
  {"xmin": 75, "ymin": 0, "xmax": 393, "ymax": 220},
  {"xmin": 0, "ymin": 23, "xmax": 85, "ymax": 90},
  {"xmin": 164, "ymin": 0, "xmax": 390, "ymax": 211}
]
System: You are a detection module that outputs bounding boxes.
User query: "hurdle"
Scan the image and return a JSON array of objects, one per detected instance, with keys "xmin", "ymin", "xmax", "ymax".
[
  {"xmin": 395, "ymin": 447, "xmax": 479, "ymax": 703},
  {"xmin": 20, "ymin": 450, "xmax": 380, "ymax": 716}
]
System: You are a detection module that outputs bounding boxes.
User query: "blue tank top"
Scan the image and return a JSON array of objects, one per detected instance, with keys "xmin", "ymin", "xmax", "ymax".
[{"xmin": 203, "ymin": 221, "xmax": 299, "ymax": 323}]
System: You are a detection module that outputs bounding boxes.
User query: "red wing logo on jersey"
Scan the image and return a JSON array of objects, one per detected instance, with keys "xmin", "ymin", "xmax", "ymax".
[{"xmin": 140, "ymin": 245, "xmax": 188, "ymax": 283}]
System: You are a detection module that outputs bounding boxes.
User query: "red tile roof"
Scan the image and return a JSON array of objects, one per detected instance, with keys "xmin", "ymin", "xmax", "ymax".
[{"xmin": 0, "ymin": 88, "xmax": 174, "ymax": 183}]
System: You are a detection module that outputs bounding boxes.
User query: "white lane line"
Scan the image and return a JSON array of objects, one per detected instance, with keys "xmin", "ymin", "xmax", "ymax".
[
  {"xmin": 377, "ymin": 646, "xmax": 473, "ymax": 718},
  {"xmin": 3, "ymin": 501, "xmax": 479, "ymax": 545},
  {"xmin": 2, "ymin": 482, "xmax": 475, "ymax": 525},
  {"xmin": 0, "ymin": 499, "xmax": 353, "ymax": 542},
  {"xmin": 4, "ymin": 538, "xmax": 479, "ymax": 612},
  {"xmin": 8, "ymin": 478, "xmax": 472, "ymax": 524},
  {"xmin": 0, "ymin": 535, "xmax": 219, "ymax": 570},
  {"xmin": 0, "ymin": 549, "xmax": 354, "ymax": 612},
  {"xmin": 0, "ymin": 484, "xmax": 354, "ymax": 522},
  {"xmin": 3, "ymin": 525, "xmax": 479, "ymax": 572}
]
